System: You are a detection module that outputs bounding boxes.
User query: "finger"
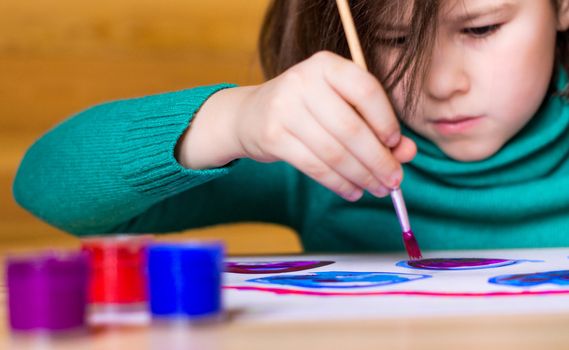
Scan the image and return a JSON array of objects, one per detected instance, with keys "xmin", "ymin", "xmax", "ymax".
[
  {"xmin": 275, "ymin": 133, "xmax": 364, "ymax": 201},
  {"xmin": 392, "ymin": 136, "xmax": 417, "ymax": 164},
  {"xmin": 319, "ymin": 53, "xmax": 401, "ymax": 148},
  {"xmin": 284, "ymin": 110, "xmax": 391, "ymax": 197},
  {"xmin": 302, "ymin": 78, "xmax": 403, "ymax": 189}
]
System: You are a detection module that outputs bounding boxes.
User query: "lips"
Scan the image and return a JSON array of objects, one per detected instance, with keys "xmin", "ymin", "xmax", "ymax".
[{"xmin": 431, "ymin": 115, "xmax": 484, "ymax": 135}]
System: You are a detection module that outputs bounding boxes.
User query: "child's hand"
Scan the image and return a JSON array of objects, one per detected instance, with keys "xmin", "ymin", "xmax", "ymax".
[{"xmin": 179, "ymin": 51, "xmax": 416, "ymax": 201}]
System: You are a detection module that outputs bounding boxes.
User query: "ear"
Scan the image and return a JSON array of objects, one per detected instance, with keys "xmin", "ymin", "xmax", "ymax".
[{"xmin": 557, "ymin": 0, "xmax": 569, "ymax": 31}]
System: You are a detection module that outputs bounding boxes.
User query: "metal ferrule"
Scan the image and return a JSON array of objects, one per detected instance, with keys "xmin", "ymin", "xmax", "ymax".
[{"xmin": 390, "ymin": 188, "xmax": 411, "ymax": 232}]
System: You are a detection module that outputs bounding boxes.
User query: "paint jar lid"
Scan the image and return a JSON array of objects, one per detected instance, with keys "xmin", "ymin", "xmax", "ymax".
[
  {"xmin": 6, "ymin": 251, "xmax": 89, "ymax": 331},
  {"xmin": 81, "ymin": 234, "xmax": 153, "ymax": 304},
  {"xmin": 147, "ymin": 241, "xmax": 225, "ymax": 319}
]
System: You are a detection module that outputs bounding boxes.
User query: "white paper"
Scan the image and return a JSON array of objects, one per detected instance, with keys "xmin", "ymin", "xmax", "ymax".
[{"xmin": 223, "ymin": 248, "xmax": 569, "ymax": 322}]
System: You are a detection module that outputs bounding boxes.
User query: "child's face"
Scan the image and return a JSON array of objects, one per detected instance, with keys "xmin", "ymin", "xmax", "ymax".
[{"xmin": 386, "ymin": 0, "xmax": 561, "ymax": 161}]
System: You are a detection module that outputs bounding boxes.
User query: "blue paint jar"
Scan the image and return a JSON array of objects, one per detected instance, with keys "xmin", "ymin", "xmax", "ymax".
[{"xmin": 147, "ymin": 241, "xmax": 225, "ymax": 321}]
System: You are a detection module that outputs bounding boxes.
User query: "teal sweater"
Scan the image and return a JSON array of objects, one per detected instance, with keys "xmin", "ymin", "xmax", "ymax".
[{"xmin": 13, "ymin": 72, "xmax": 569, "ymax": 252}]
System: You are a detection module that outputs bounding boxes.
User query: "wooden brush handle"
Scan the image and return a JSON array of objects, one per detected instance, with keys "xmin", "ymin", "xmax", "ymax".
[{"xmin": 335, "ymin": 0, "xmax": 368, "ymax": 70}]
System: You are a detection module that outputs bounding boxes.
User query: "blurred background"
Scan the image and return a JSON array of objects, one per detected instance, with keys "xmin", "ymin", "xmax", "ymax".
[{"xmin": 0, "ymin": 0, "xmax": 301, "ymax": 255}]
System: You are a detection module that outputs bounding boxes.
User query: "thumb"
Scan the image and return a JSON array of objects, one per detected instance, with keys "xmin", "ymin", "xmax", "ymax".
[{"xmin": 391, "ymin": 136, "xmax": 417, "ymax": 164}]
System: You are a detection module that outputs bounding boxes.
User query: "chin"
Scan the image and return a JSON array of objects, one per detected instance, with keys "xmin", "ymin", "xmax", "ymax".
[{"xmin": 439, "ymin": 141, "xmax": 502, "ymax": 162}]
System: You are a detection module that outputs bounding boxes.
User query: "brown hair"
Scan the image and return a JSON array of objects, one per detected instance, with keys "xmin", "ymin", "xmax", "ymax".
[{"xmin": 259, "ymin": 0, "xmax": 569, "ymax": 118}]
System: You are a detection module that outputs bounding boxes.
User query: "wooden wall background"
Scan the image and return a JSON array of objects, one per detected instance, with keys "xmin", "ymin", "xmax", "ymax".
[{"xmin": 0, "ymin": 0, "xmax": 301, "ymax": 255}]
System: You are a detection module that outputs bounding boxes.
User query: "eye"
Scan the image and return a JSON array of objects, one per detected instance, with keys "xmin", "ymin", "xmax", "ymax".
[
  {"xmin": 377, "ymin": 35, "xmax": 408, "ymax": 47},
  {"xmin": 462, "ymin": 24, "xmax": 501, "ymax": 37}
]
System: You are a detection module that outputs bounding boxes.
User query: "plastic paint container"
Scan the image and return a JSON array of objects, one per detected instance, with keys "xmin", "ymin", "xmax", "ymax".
[
  {"xmin": 81, "ymin": 234, "xmax": 153, "ymax": 326},
  {"xmin": 147, "ymin": 240, "xmax": 225, "ymax": 323},
  {"xmin": 6, "ymin": 251, "xmax": 89, "ymax": 332}
]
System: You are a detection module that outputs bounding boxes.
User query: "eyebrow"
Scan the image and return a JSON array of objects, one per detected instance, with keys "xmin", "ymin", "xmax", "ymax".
[{"xmin": 450, "ymin": 2, "xmax": 516, "ymax": 23}]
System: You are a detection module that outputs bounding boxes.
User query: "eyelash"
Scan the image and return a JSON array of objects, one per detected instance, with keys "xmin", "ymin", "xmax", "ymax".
[
  {"xmin": 461, "ymin": 24, "xmax": 502, "ymax": 38},
  {"xmin": 377, "ymin": 23, "xmax": 502, "ymax": 47},
  {"xmin": 377, "ymin": 36, "xmax": 407, "ymax": 47}
]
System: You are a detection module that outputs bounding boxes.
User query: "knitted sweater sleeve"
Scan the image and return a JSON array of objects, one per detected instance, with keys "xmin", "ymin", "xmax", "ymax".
[{"xmin": 13, "ymin": 84, "xmax": 305, "ymax": 236}]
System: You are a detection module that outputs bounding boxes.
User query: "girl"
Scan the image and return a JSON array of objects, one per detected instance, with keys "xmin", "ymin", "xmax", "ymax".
[{"xmin": 13, "ymin": 0, "xmax": 569, "ymax": 252}]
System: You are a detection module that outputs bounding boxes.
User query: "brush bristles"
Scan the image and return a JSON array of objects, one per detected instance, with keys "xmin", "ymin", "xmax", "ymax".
[{"xmin": 402, "ymin": 230, "xmax": 422, "ymax": 260}]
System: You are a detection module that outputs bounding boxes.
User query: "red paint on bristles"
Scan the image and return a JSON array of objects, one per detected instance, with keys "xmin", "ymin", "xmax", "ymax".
[{"xmin": 402, "ymin": 230, "xmax": 422, "ymax": 260}]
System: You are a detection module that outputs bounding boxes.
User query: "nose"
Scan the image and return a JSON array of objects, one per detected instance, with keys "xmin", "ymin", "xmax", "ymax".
[{"xmin": 424, "ymin": 39, "xmax": 470, "ymax": 101}]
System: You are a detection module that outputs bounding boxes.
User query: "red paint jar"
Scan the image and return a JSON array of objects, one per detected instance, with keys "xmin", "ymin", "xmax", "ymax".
[{"xmin": 81, "ymin": 235, "xmax": 153, "ymax": 326}]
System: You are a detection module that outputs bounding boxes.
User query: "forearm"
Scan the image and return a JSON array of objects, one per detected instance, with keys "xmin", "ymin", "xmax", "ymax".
[{"xmin": 13, "ymin": 84, "xmax": 237, "ymax": 235}]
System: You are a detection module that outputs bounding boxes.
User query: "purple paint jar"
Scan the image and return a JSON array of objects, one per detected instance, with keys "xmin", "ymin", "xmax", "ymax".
[{"xmin": 6, "ymin": 251, "xmax": 89, "ymax": 332}]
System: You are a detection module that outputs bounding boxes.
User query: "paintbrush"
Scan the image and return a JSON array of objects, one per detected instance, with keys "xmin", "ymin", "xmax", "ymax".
[{"xmin": 335, "ymin": 0, "xmax": 422, "ymax": 260}]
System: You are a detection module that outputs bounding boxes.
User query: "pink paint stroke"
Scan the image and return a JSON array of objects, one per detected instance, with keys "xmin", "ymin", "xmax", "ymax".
[{"xmin": 224, "ymin": 285, "xmax": 569, "ymax": 297}]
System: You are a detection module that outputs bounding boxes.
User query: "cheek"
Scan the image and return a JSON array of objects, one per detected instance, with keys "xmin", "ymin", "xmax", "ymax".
[
  {"xmin": 376, "ymin": 50, "xmax": 409, "ymax": 115},
  {"xmin": 390, "ymin": 84, "xmax": 406, "ymax": 114},
  {"xmin": 485, "ymin": 12, "xmax": 557, "ymax": 125}
]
